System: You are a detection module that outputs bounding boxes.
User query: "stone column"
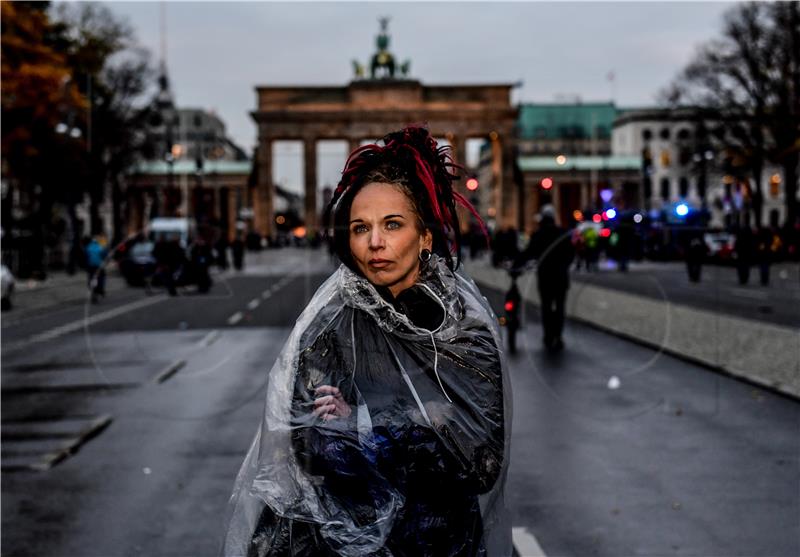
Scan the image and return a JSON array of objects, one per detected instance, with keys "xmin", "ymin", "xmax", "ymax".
[
  {"xmin": 551, "ymin": 181, "xmax": 562, "ymax": 227},
  {"xmin": 348, "ymin": 138, "xmax": 361, "ymax": 157},
  {"xmin": 497, "ymin": 134, "xmax": 519, "ymax": 229},
  {"xmin": 127, "ymin": 189, "xmax": 143, "ymax": 236},
  {"xmin": 453, "ymin": 135, "xmax": 467, "ymax": 169},
  {"xmin": 527, "ymin": 177, "xmax": 540, "ymax": 234},
  {"xmin": 255, "ymin": 138, "xmax": 274, "ymax": 242},
  {"xmin": 580, "ymin": 179, "xmax": 589, "ymax": 213},
  {"xmin": 451, "ymin": 135, "xmax": 471, "ymax": 234},
  {"xmin": 589, "ymin": 177, "xmax": 598, "ymax": 213},
  {"xmin": 490, "ymin": 133, "xmax": 502, "ymax": 225},
  {"xmin": 303, "ymin": 137, "xmax": 318, "ymax": 236},
  {"xmin": 228, "ymin": 187, "xmax": 238, "ymax": 242}
]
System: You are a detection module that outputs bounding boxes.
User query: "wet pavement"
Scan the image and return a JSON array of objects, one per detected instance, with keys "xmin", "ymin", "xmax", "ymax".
[{"xmin": 2, "ymin": 248, "xmax": 798, "ymax": 556}]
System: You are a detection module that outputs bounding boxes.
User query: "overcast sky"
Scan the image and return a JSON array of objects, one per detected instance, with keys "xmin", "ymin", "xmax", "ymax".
[{"xmin": 103, "ymin": 1, "xmax": 735, "ymax": 192}]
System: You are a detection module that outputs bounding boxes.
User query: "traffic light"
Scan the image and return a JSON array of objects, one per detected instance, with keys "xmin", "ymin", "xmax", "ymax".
[
  {"xmin": 541, "ymin": 177, "xmax": 553, "ymax": 190},
  {"xmin": 466, "ymin": 177, "xmax": 479, "ymax": 191}
]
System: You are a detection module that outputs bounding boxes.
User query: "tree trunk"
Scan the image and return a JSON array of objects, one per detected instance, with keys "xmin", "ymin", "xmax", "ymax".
[
  {"xmin": 66, "ymin": 202, "xmax": 83, "ymax": 275},
  {"xmin": 111, "ymin": 175, "xmax": 124, "ymax": 246},
  {"xmin": 750, "ymin": 161, "xmax": 764, "ymax": 228}
]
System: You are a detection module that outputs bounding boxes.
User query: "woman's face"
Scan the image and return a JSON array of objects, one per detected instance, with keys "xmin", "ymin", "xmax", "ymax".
[{"xmin": 348, "ymin": 182, "xmax": 432, "ymax": 298}]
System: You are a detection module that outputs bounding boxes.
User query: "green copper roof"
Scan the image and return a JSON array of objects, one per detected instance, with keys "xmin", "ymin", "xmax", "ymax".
[
  {"xmin": 130, "ymin": 159, "xmax": 252, "ymax": 175},
  {"xmin": 517, "ymin": 155, "xmax": 640, "ymax": 172},
  {"xmin": 517, "ymin": 103, "xmax": 619, "ymax": 140}
]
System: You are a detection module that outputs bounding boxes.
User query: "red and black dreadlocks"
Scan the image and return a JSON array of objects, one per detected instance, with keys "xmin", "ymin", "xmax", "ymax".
[{"xmin": 324, "ymin": 126, "xmax": 487, "ymax": 273}]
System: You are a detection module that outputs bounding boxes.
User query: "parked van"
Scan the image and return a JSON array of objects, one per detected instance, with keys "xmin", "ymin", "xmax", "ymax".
[{"xmin": 148, "ymin": 217, "xmax": 195, "ymax": 248}]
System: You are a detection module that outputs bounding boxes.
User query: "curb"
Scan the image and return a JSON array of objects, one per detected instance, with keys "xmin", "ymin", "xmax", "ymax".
[{"xmin": 473, "ymin": 277, "xmax": 800, "ymax": 404}]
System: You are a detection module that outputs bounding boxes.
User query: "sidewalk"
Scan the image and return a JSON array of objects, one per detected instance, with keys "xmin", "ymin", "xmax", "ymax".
[{"xmin": 464, "ymin": 256, "xmax": 800, "ymax": 401}]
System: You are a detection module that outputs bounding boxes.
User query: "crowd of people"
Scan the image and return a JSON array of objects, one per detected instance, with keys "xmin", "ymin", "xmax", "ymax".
[
  {"xmin": 76, "ymin": 230, "xmax": 249, "ymax": 303},
  {"xmin": 483, "ymin": 208, "xmax": 799, "ymax": 352},
  {"xmin": 489, "ymin": 215, "xmax": 799, "ymax": 286}
]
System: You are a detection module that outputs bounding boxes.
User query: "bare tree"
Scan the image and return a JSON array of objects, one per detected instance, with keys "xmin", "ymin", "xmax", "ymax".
[
  {"xmin": 662, "ymin": 2, "xmax": 800, "ymax": 228},
  {"xmin": 53, "ymin": 3, "xmax": 156, "ymax": 242}
]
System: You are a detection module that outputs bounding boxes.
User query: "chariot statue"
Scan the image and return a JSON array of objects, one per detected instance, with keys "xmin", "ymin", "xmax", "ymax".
[{"xmin": 352, "ymin": 17, "xmax": 411, "ymax": 80}]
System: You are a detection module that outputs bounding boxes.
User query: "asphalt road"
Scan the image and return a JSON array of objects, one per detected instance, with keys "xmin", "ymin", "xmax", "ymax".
[{"xmin": 2, "ymin": 248, "xmax": 798, "ymax": 557}]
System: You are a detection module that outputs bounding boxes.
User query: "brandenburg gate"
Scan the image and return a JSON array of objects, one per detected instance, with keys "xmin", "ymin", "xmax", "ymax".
[{"xmin": 249, "ymin": 21, "xmax": 518, "ymax": 240}]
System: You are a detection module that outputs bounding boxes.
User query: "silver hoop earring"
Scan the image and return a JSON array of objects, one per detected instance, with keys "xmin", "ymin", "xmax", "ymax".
[{"xmin": 419, "ymin": 249, "xmax": 432, "ymax": 263}]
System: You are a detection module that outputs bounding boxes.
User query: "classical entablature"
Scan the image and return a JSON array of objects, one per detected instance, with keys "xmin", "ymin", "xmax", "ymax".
[{"xmin": 250, "ymin": 79, "xmax": 519, "ymax": 239}]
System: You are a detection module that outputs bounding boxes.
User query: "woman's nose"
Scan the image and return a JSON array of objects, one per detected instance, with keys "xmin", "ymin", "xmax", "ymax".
[{"xmin": 368, "ymin": 228, "xmax": 385, "ymax": 249}]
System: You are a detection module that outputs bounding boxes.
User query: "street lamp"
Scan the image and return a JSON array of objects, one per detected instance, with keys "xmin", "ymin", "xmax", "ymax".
[{"xmin": 693, "ymin": 122, "xmax": 713, "ymax": 209}]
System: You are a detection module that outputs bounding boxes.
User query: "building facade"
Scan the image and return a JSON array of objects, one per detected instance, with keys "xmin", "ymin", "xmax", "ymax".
[
  {"xmin": 612, "ymin": 107, "xmax": 789, "ymax": 228},
  {"xmin": 513, "ymin": 102, "xmax": 641, "ymax": 231}
]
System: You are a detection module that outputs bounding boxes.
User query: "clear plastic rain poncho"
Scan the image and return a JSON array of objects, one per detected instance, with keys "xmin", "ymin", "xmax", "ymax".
[{"xmin": 222, "ymin": 255, "xmax": 512, "ymax": 556}]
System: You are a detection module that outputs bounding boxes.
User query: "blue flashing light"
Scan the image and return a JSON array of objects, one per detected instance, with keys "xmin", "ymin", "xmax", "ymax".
[
  {"xmin": 675, "ymin": 203, "xmax": 689, "ymax": 217},
  {"xmin": 605, "ymin": 208, "xmax": 617, "ymax": 220}
]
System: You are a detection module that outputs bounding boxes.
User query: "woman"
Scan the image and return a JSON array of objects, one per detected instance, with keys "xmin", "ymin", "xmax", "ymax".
[{"xmin": 223, "ymin": 127, "xmax": 512, "ymax": 557}]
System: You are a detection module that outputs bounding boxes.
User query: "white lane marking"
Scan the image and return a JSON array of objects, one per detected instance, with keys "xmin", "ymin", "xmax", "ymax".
[
  {"xmin": 247, "ymin": 299, "xmax": 260, "ymax": 310},
  {"xmin": 261, "ymin": 290, "xmax": 272, "ymax": 300},
  {"xmin": 198, "ymin": 329, "xmax": 220, "ymax": 347},
  {"xmin": 512, "ymin": 527, "xmax": 547, "ymax": 557},
  {"xmin": 227, "ymin": 312, "xmax": 243, "ymax": 325},
  {"xmin": 2, "ymin": 294, "xmax": 167, "ymax": 352},
  {"xmin": 152, "ymin": 359, "xmax": 187, "ymax": 384}
]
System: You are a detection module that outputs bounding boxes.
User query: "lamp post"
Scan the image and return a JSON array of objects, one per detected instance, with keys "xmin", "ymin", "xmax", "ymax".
[{"xmin": 692, "ymin": 121, "xmax": 714, "ymax": 211}]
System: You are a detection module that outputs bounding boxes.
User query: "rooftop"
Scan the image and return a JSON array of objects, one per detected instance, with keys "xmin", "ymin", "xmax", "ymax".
[{"xmin": 518, "ymin": 102, "xmax": 619, "ymax": 140}]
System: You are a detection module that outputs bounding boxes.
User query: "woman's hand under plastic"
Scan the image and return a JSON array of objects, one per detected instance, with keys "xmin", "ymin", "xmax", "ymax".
[{"xmin": 313, "ymin": 385, "xmax": 352, "ymax": 421}]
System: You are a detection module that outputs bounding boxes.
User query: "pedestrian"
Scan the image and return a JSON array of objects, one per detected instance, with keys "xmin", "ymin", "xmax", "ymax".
[
  {"xmin": 231, "ymin": 232, "xmax": 245, "ymax": 271},
  {"xmin": 84, "ymin": 236, "xmax": 107, "ymax": 303},
  {"xmin": 491, "ymin": 225, "xmax": 518, "ymax": 268},
  {"xmin": 215, "ymin": 236, "xmax": 229, "ymax": 270},
  {"xmin": 191, "ymin": 238, "xmax": 213, "ymax": 293},
  {"xmin": 734, "ymin": 225, "xmax": 755, "ymax": 285},
  {"xmin": 755, "ymin": 226, "xmax": 779, "ymax": 286},
  {"xmin": 614, "ymin": 219, "xmax": 634, "ymax": 272},
  {"xmin": 222, "ymin": 126, "xmax": 510, "ymax": 557},
  {"xmin": 516, "ymin": 205, "xmax": 575, "ymax": 352},
  {"xmin": 153, "ymin": 236, "xmax": 184, "ymax": 296},
  {"xmin": 685, "ymin": 230, "xmax": 707, "ymax": 283},
  {"xmin": 582, "ymin": 224, "xmax": 599, "ymax": 272}
]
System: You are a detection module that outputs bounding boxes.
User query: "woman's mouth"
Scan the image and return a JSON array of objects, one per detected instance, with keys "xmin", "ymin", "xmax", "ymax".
[{"xmin": 368, "ymin": 259, "xmax": 392, "ymax": 269}]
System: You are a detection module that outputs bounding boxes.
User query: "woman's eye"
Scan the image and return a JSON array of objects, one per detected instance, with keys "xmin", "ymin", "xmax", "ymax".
[
  {"xmin": 386, "ymin": 221, "xmax": 401, "ymax": 230},
  {"xmin": 352, "ymin": 224, "xmax": 368, "ymax": 234}
]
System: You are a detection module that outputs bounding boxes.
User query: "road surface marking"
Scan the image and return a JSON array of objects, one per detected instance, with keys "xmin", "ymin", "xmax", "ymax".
[
  {"xmin": 2, "ymin": 294, "xmax": 167, "ymax": 353},
  {"xmin": 512, "ymin": 527, "xmax": 547, "ymax": 557},
  {"xmin": 198, "ymin": 330, "xmax": 220, "ymax": 347},
  {"xmin": 152, "ymin": 359, "xmax": 187, "ymax": 384},
  {"xmin": 261, "ymin": 290, "xmax": 272, "ymax": 299},
  {"xmin": 227, "ymin": 311, "xmax": 243, "ymax": 325},
  {"xmin": 247, "ymin": 299, "xmax": 260, "ymax": 310},
  {"xmin": 28, "ymin": 414, "xmax": 113, "ymax": 472}
]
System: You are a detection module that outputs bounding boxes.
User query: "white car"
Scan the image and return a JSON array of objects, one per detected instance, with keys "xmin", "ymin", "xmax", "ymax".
[
  {"xmin": 1, "ymin": 263, "xmax": 15, "ymax": 310},
  {"xmin": 703, "ymin": 231, "xmax": 735, "ymax": 261}
]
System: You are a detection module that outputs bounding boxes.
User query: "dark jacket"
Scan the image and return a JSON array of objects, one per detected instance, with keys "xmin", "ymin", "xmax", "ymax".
[{"xmin": 517, "ymin": 218, "xmax": 575, "ymax": 291}]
